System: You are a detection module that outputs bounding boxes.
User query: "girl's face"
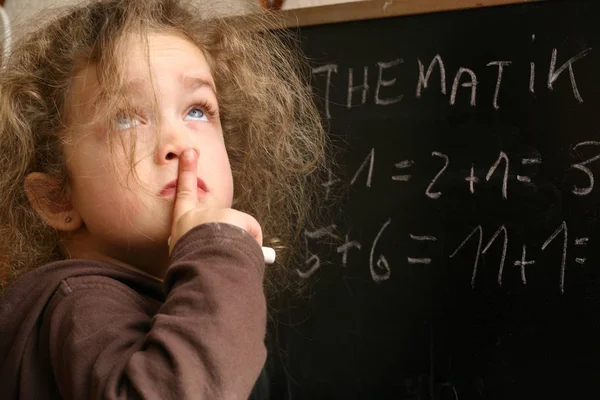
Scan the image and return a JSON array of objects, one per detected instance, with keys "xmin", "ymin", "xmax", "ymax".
[{"xmin": 63, "ymin": 32, "xmax": 233, "ymax": 270}]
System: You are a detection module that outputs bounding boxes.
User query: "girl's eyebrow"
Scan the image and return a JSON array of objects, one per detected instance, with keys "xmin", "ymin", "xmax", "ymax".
[
  {"xmin": 181, "ymin": 74, "xmax": 217, "ymax": 96},
  {"xmin": 119, "ymin": 74, "xmax": 217, "ymax": 97}
]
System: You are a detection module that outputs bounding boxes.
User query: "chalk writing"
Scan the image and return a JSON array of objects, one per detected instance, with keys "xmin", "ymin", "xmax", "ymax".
[
  {"xmin": 301, "ymin": 218, "xmax": 591, "ymax": 294},
  {"xmin": 450, "ymin": 67, "xmax": 478, "ymax": 106},
  {"xmin": 571, "ymin": 141, "xmax": 600, "ymax": 196},
  {"xmin": 487, "ymin": 61, "xmax": 512, "ymax": 109},
  {"xmin": 530, "ymin": 34, "xmax": 537, "ymax": 94},
  {"xmin": 392, "ymin": 159, "xmax": 414, "ymax": 182},
  {"xmin": 337, "ymin": 234, "xmax": 361, "ymax": 267},
  {"xmin": 306, "ymin": 37, "xmax": 598, "ymax": 297},
  {"xmin": 342, "ymin": 143, "xmax": 600, "ymax": 199},
  {"xmin": 347, "ymin": 66, "xmax": 369, "ymax": 108},
  {"xmin": 312, "ymin": 46, "xmax": 592, "ymax": 115},
  {"xmin": 370, "ymin": 219, "xmax": 392, "ymax": 283},
  {"xmin": 514, "ymin": 245, "xmax": 534, "ymax": 285},
  {"xmin": 465, "ymin": 164, "xmax": 479, "ymax": 194},
  {"xmin": 449, "ymin": 225, "xmax": 508, "ymax": 289},
  {"xmin": 351, "ymin": 148, "xmax": 375, "ymax": 188},
  {"xmin": 322, "ymin": 169, "xmax": 340, "ymax": 201},
  {"xmin": 297, "ymin": 225, "xmax": 337, "ymax": 278},
  {"xmin": 548, "ymin": 48, "xmax": 592, "ymax": 103},
  {"xmin": 541, "ymin": 221, "xmax": 568, "ymax": 293},
  {"xmin": 425, "ymin": 152, "xmax": 449, "ymax": 199},
  {"xmin": 485, "ymin": 152, "xmax": 509, "ymax": 199},
  {"xmin": 408, "ymin": 234, "xmax": 438, "ymax": 265},
  {"xmin": 375, "ymin": 59, "xmax": 404, "ymax": 105}
]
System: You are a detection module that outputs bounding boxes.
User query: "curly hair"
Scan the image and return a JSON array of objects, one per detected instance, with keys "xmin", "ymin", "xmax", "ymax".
[{"xmin": 0, "ymin": 0, "xmax": 331, "ymax": 301}]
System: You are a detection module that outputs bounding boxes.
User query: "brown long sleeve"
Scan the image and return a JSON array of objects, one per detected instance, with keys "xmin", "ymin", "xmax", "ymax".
[{"xmin": 38, "ymin": 223, "xmax": 267, "ymax": 399}]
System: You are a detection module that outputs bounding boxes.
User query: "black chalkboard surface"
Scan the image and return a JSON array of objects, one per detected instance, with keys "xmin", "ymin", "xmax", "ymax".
[{"xmin": 268, "ymin": 1, "xmax": 600, "ymax": 399}]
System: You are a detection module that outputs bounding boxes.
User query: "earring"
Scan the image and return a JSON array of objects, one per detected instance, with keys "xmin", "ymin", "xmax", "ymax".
[{"xmin": 65, "ymin": 216, "xmax": 72, "ymax": 223}]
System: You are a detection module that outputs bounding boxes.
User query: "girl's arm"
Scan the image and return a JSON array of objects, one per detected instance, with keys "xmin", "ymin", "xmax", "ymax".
[{"xmin": 41, "ymin": 223, "xmax": 267, "ymax": 400}]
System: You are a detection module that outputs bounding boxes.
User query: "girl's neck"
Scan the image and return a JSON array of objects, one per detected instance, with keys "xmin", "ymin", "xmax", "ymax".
[{"xmin": 64, "ymin": 230, "xmax": 166, "ymax": 282}]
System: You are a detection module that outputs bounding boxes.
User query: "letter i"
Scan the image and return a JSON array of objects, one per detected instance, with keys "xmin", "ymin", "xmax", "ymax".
[{"xmin": 530, "ymin": 34, "xmax": 536, "ymax": 94}]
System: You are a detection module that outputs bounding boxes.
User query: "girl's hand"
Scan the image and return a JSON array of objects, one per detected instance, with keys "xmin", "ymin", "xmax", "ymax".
[{"xmin": 169, "ymin": 148, "xmax": 263, "ymax": 254}]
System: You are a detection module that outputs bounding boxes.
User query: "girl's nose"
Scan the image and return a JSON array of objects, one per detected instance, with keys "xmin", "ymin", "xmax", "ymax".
[
  {"xmin": 156, "ymin": 123, "xmax": 199, "ymax": 164},
  {"xmin": 165, "ymin": 151, "xmax": 177, "ymax": 161}
]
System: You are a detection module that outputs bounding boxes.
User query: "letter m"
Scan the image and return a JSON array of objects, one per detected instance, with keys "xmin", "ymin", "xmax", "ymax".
[{"xmin": 416, "ymin": 54, "xmax": 447, "ymax": 98}]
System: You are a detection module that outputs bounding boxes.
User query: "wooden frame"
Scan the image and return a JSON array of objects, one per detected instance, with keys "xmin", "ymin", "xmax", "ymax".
[{"xmin": 275, "ymin": 0, "xmax": 544, "ymax": 28}]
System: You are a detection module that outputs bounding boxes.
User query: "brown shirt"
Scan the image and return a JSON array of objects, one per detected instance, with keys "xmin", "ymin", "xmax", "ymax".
[{"xmin": 0, "ymin": 223, "xmax": 267, "ymax": 399}]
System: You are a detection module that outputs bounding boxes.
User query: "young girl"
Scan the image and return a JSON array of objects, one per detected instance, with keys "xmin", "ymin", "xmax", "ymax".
[{"xmin": 0, "ymin": 0, "xmax": 328, "ymax": 398}]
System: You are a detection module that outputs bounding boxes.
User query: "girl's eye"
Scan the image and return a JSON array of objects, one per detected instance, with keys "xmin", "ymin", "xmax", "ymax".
[
  {"xmin": 115, "ymin": 115, "xmax": 140, "ymax": 130},
  {"xmin": 185, "ymin": 107, "xmax": 208, "ymax": 122}
]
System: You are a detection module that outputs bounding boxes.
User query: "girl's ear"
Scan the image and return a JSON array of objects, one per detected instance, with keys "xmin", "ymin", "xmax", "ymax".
[{"xmin": 24, "ymin": 172, "xmax": 82, "ymax": 232}]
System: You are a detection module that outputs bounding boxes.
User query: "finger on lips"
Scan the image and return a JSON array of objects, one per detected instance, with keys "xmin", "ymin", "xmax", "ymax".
[
  {"xmin": 172, "ymin": 148, "xmax": 198, "ymax": 221},
  {"xmin": 167, "ymin": 149, "xmax": 274, "ymax": 263}
]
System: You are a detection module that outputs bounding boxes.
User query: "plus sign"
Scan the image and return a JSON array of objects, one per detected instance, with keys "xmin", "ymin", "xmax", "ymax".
[
  {"xmin": 514, "ymin": 245, "xmax": 535, "ymax": 285},
  {"xmin": 337, "ymin": 234, "xmax": 361, "ymax": 267},
  {"xmin": 465, "ymin": 164, "xmax": 479, "ymax": 194}
]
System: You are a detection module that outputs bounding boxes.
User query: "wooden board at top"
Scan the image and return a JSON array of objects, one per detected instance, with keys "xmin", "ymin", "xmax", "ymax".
[{"xmin": 275, "ymin": 0, "xmax": 544, "ymax": 28}]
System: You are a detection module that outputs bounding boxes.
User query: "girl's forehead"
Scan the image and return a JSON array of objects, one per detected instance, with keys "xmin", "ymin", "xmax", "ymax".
[
  {"xmin": 119, "ymin": 32, "xmax": 212, "ymax": 79},
  {"xmin": 68, "ymin": 32, "xmax": 215, "ymax": 114}
]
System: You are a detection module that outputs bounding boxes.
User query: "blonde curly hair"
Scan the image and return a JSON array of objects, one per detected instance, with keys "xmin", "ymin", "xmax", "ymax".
[{"xmin": 0, "ymin": 0, "xmax": 331, "ymax": 301}]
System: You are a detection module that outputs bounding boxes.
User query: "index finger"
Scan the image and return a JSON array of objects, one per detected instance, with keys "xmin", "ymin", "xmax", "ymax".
[{"xmin": 172, "ymin": 148, "xmax": 198, "ymax": 222}]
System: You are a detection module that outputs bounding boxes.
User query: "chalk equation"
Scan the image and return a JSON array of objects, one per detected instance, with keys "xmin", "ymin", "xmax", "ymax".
[
  {"xmin": 303, "ymin": 38, "xmax": 600, "ymax": 295},
  {"xmin": 299, "ymin": 220, "xmax": 588, "ymax": 295},
  {"xmin": 336, "ymin": 141, "xmax": 600, "ymax": 199}
]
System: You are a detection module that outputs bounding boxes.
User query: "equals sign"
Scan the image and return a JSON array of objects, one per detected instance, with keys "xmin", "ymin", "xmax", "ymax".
[
  {"xmin": 392, "ymin": 160, "xmax": 414, "ymax": 182},
  {"xmin": 575, "ymin": 237, "xmax": 589, "ymax": 265},
  {"xmin": 517, "ymin": 158, "xmax": 542, "ymax": 183},
  {"xmin": 407, "ymin": 234, "xmax": 437, "ymax": 264}
]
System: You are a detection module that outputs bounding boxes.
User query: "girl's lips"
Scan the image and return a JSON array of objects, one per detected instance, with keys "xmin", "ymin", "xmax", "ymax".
[{"xmin": 159, "ymin": 177, "xmax": 207, "ymax": 196}]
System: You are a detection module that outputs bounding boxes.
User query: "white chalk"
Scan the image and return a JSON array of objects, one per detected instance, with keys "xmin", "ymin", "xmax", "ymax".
[
  {"xmin": 169, "ymin": 235, "xmax": 275, "ymax": 264},
  {"xmin": 262, "ymin": 246, "xmax": 276, "ymax": 264}
]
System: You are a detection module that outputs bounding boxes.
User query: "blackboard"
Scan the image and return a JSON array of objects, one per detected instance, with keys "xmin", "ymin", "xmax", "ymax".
[{"xmin": 267, "ymin": 1, "xmax": 600, "ymax": 399}]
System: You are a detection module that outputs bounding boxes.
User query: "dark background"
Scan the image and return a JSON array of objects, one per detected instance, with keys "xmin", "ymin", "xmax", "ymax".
[{"xmin": 268, "ymin": 1, "xmax": 600, "ymax": 398}]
